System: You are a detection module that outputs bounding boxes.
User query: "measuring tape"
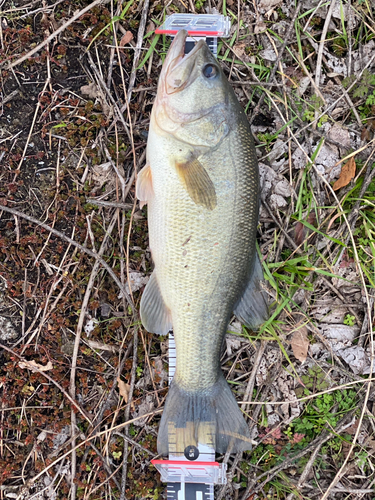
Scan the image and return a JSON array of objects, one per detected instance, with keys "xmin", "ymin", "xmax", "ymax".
[
  {"xmin": 152, "ymin": 333, "xmax": 227, "ymax": 499},
  {"xmin": 150, "ymin": 14, "xmax": 231, "ymax": 500}
]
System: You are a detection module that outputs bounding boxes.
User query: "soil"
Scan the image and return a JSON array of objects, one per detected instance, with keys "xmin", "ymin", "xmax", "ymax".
[{"xmin": 1, "ymin": 0, "xmax": 375, "ymax": 499}]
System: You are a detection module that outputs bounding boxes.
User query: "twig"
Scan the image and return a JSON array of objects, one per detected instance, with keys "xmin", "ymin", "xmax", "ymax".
[
  {"xmin": 0, "ymin": 203, "xmax": 134, "ymax": 308},
  {"xmin": 315, "ymin": 0, "xmax": 336, "ymax": 89},
  {"xmin": 86, "ymin": 199, "xmax": 134, "ymax": 209},
  {"xmin": 120, "ymin": 329, "xmax": 138, "ymax": 500},
  {"xmin": 0, "ymin": 343, "xmax": 93, "ymax": 425},
  {"xmin": 25, "ymin": 408, "xmax": 163, "ymax": 488},
  {"xmin": 69, "ymin": 212, "xmax": 118, "ymax": 500},
  {"xmin": 114, "ymin": 431, "xmax": 156, "ymax": 457},
  {"xmin": 263, "ymin": 200, "xmax": 301, "ymax": 253},
  {"xmin": 285, "ymin": 440, "xmax": 323, "ymax": 500},
  {"xmin": 91, "ymin": 340, "xmax": 134, "ymax": 430},
  {"xmin": 126, "ymin": 0, "xmax": 150, "ymax": 104},
  {"xmin": 241, "ymin": 340, "xmax": 266, "ymax": 413},
  {"xmin": 85, "ymin": 51, "xmax": 132, "ymax": 142},
  {"xmin": 250, "ymin": 3, "xmax": 301, "ymax": 122},
  {"xmin": 3, "ymin": 0, "xmax": 109, "ymax": 70},
  {"xmin": 240, "ymin": 412, "xmax": 355, "ymax": 500}
]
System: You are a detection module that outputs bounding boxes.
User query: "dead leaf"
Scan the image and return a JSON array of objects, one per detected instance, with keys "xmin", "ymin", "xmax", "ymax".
[
  {"xmin": 125, "ymin": 272, "xmax": 149, "ymax": 294},
  {"xmin": 361, "ymin": 118, "xmax": 375, "ymax": 141},
  {"xmin": 117, "ymin": 377, "xmax": 130, "ymax": 402},
  {"xmin": 361, "ymin": 126, "xmax": 371, "ymax": 142},
  {"xmin": 254, "ymin": 20, "xmax": 267, "ymax": 34},
  {"xmin": 295, "ymin": 212, "xmax": 317, "ymax": 246},
  {"xmin": 258, "ymin": 0, "xmax": 281, "ymax": 9},
  {"xmin": 291, "ymin": 327, "xmax": 309, "ymax": 363},
  {"xmin": 80, "ymin": 83, "xmax": 100, "ymax": 99},
  {"xmin": 333, "ymin": 157, "xmax": 356, "ymax": 190},
  {"xmin": 345, "ymin": 419, "xmax": 359, "ymax": 436},
  {"xmin": 18, "ymin": 360, "xmax": 53, "ymax": 372},
  {"xmin": 119, "ymin": 31, "xmax": 133, "ymax": 47}
]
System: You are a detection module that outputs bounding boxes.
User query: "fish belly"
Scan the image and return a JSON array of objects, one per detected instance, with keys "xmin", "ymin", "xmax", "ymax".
[{"xmin": 148, "ymin": 122, "xmax": 258, "ymax": 389}]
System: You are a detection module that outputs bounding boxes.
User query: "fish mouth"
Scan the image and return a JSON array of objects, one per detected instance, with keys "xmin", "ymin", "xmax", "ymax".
[{"xmin": 161, "ymin": 30, "xmax": 205, "ymax": 95}]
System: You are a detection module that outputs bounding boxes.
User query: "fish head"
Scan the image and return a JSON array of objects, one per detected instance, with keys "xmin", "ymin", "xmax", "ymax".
[{"xmin": 153, "ymin": 30, "xmax": 231, "ymax": 148}]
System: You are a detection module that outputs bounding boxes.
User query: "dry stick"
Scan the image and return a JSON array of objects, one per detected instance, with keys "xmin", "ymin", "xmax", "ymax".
[
  {"xmin": 89, "ymin": 441, "xmax": 121, "ymax": 490},
  {"xmin": 240, "ymin": 412, "xmax": 355, "ymax": 500},
  {"xmin": 0, "ymin": 204, "xmax": 133, "ymax": 307},
  {"xmin": 125, "ymin": 0, "xmax": 150, "ymax": 105},
  {"xmin": 263, "ymin": 200, "xmax": 301, "ymax": 253},
  {"xmin": 91, "ymin": 340, "xmax": 134, "ymax": 430},
  {"xmin": 87, "ymin": 199, "xmax": 134, "ymax": 210},
  {"xmin": 266, "ymin": 91, "xmax": 374, "ymax": 500},
  {"xmin": 274, "ymin": 50, "xmax": 375, "ymax": 146},
  {"xmin": 3, "ymin": 0, "xmax": 109, "ymax": 70},
  {"xmin": 0, "ymin": 343, "xmax": 92, "ymax": 425},
  {"xmin": 239, "ymin": 376, "xmax": 375, "ymax": 406},
  {"xmin": 314, "ymin": 0, "xmax": 336, "ymax": 90},
  {"xmin": 217, "ymin": 342, "xmax": 268, "ymax": 500},
  {"xmin": 119, "ymin": 330, "xmax": 138, "ymax": 500},
  {"xmin": 241, "ymin": 340, "xmax": 266, "ymax": 413},
  {"xmin": 14, "ymin": 77, "xmax": 49, "ymax": 182},
  {"xmin": 27, "ymin": 408, "xmax": 163, "ymax": 488},
  {"xmin": 114, "ymin": 431, "xmax": 156, "ymax": 457},
  {"xmin": 322, "ymin": 54, "xmax": 362, "ymax": 127},
  {"xmin": 106, "ymin": 0, "xmax": 120, "ymax": 90},
  {"xmin": 250, "ymin": 3, "xmax": 301, "ymax": 122},
  {"xmin": 85, "ymin": 51, "xmax": 132, "ymax": 142},
  {"xmin": 69, "ymin": 212, "xmax": 118, "ymax": 500},
  {"xmin": 114, "ymin": 5, "xmax": 147, "ymax": 495},
  {"xmin": 284, "ymin": 440, "xmax": 323, "ymax": 500}
]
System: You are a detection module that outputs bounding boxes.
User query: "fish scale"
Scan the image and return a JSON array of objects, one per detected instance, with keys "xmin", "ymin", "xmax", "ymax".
[
  {"xmin": 137, "ymin": 30, "xmax": 268, "ymax": 457},
  {"xmin": 149, "ymin": 125, "xmax": 257, "ymax": 393}
]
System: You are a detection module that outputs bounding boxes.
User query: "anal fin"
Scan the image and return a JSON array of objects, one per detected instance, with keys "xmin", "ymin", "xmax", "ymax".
[
  {"xmin": 140, "ymin": 272, "xmax": 172, "ymax": 335},
  {"xmin": 234, "ymin": 253, "xmax": 269, "ymax": 330}
]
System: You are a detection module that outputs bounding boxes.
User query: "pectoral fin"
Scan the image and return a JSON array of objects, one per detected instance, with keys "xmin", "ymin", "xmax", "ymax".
[
  {"xmin": 234, "ymin": 254, "xmax": 269, "ymax": 330},
  {"xmin": 140, "ymin": 272, "xmax": 172, "ymax": 335},
  {"xmin": 175, "ymin": 158, "xmax": 217, "ymax": 210},
  {"xmin": 136, "ymin": 163, "xmax": 153, "ymax": 208}
]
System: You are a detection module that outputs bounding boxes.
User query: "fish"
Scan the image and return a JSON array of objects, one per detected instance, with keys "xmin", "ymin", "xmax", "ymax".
[{"xmin": 136, "ymin": 30, "xmax": 269, "ymax": 456}]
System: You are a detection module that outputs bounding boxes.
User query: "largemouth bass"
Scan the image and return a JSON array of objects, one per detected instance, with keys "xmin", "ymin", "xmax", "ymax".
[{"xmin": 136, "ymin": 30, "xmax": 268, "ymax": 456}]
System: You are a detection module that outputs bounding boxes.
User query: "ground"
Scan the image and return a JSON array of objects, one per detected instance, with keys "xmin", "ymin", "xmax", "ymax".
[{"xmin": 0, "ymin": 0, "xmax": 375, "ymax": 499}]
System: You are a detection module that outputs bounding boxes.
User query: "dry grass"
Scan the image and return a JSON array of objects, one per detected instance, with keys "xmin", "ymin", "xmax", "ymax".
[{"xmin": 0, "ymin": 0, "xmax": 375, "ymax": 499}]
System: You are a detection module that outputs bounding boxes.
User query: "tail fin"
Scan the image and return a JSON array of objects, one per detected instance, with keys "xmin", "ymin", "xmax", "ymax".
[{"xmin": 157, "ymin": 375, "xmax": 252, "ymax": 456}]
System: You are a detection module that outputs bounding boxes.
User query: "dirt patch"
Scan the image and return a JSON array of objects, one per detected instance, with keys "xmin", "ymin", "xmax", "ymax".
[{"xmin": 1, "ymin": 0, "xmax": 375, "ymax": 499}]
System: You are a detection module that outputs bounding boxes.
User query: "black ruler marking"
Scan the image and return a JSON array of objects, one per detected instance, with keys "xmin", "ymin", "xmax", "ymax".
[{"xmin": 167, "ymin": 482, "xmax": 213, "ymax": 500}]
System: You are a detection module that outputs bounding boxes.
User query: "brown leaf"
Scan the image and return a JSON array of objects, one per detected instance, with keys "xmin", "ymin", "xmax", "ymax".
[
  {"xmin": 345, "ymin": 419, "xmax": 359, "ymax": 435},
  {"xmin": 295, "ymin": 221, "xmax": 305, "ymax": 246},
  {"xmin": 361, "ymin": 119, "xmax": 375, "ymax": 141},
  {"xmin": 18, "ymin": 360, "xmax": 53, "ymax": 372},
  {"xmin": 295, "ymin": 212, "xmax": 317, "ymax": 246},
  {"xmin": 361, "ymin": 126, "xmax": 371, "ymax": 142},
  {"xmin": 119, "ymin": 31, "xmax": 133, "ymax": 48},
  {"xmin": 333, "ymin": 156, "xmax": 356, "ymax": 191},
  {"xmin": 291, "ymin": 327, "xmax": 309, "ymax": 363},
  {"xmin": 80, "ymin": 83, "xmax": 100, "ymax": 99},
  {"xmin": 117, "ymin": 377, "xmax": 130, "ymax": 402}
]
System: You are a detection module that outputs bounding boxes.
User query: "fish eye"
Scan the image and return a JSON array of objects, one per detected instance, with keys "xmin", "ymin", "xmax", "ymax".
[{"xmin": 202, "ymin": 64, "xmax": 218, "ymax": 79}]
